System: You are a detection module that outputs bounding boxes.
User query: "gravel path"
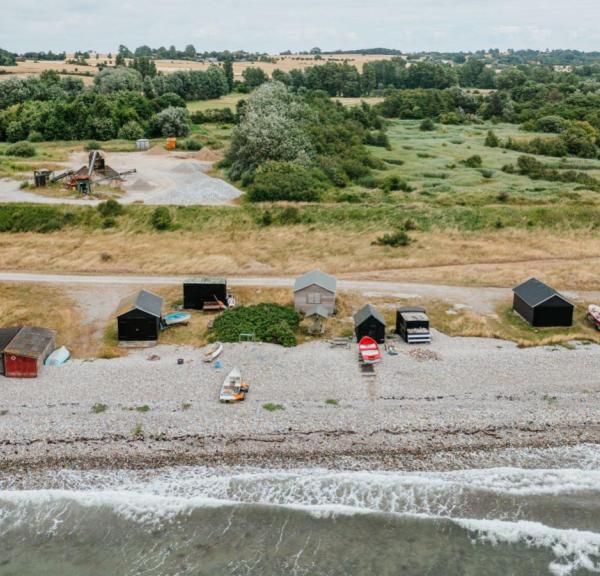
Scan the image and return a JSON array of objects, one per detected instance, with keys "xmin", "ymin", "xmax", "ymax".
[
  {"xmin": 0, "ymin": 336, "xmax": 599, "ymax": 470},
  {"xmin": 2, "ymin": 271, "xmax": 599, "ymax": 315}
]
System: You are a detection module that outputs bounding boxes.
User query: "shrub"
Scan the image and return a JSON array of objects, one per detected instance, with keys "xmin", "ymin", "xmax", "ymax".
[
  {"xmin": 27, "ymin": 131, "xmax": 44, "ymax": 143},
  {"xmin": 151, "ymin": 207, "xmax": 173, "ymax": 230},
  {"xmin": 277, "ymin": 206, "xmax": 302, "ymax": 225},
  {"xmin": 6, "ymin": 141, "xmax": 36, "ymax": 157},
  {"xmin": 91, "ymin": 403, "xmax": 108, "ymax": 414},
  {"xmin": 97, "ymin": 199, "xmax": 123, "ymax": 217},
  {"xmin": 533, "ymin": 115, "xmax": 568, "ymax": 133},
  {"xmin": 262, "ymin": 403, "xmax": 285, "ymax": 412},
  {"xmin": 373, "ymin": 230, "xmax": 412, "ymax": 247},
  {"xmin": 85, "ymin": 141, "xmax": 102, "ymax": 151},
  {"xmin": 150, "ymin": 106, "xmax": 191, "ymax": 137},
  {"xmin": 117, "ymin": 120, "xmax": 144, "ymax": 140},
  {"xmin": 484, "ymin": 130, "xmax": 499, "ymax": 148},
  {"xmin": 380, "ymin": 175, "xmax": 413, "ymax": 193},
  {"xmin": 480, "ymin": 169, "xmax": 494, "ymax": 179},
  {"xmin": 212, "ymin": 304, "xmax": 300, "ymax": 347},
  {"xmin": 497, "ymin": 191, "xmax": 510, "ymax": 202},
  {"xmin": 462, "ymin": 155, "xmax": 482, "ymax": 168},
  {"xmin": 259, "ymin": 210, "xmax": 273, "ymax": 226},
  {"xmin": 102, "ymin": 217, "xmax": 116, "ymax": 229},
  {"xmin": 247, "ymin": 161, "xmax": 326, "ymax": 202},
  {"xmin": 0, "ymin": 205, "xmax": 66, "ymax": 232},
  {"xmin": 419, "ymin": 118, "xmax": 436, "ymax": 131},
  {"xmin": 179, "ymin": 138, "xmax": 203, "ymax": 151}
]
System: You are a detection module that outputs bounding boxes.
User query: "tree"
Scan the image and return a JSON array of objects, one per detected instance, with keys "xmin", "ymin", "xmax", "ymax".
[
  {"xmin": 242, "ymin": 67, "xmax": 268, "ymax": 89},
  {"xmin": 149, "ymin": 106, "xmax": 191, "ymax": 137},
  {"xmin": 184, "ymin": 44, "xmax": 197, "ymax": 60},
  {"xmin": 223, "ymin": 58, "xmax": 234, "ymax": 91},
  {"xmin": 225, "ymin": 82, "xmax": 314, "ymax": 181},
  {"xmin": 94, "ymin": 67, "xmax": 143, "ymax": 93}
]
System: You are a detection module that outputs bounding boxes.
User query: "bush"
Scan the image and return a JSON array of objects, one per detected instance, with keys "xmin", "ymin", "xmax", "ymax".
[
  {"xmin": 0, "ymin": 205, "xmax": 66, "ymax": 232},
  {"xmin": 117, "ymin": 120, "xmax": 144, "ymax": 140},
  {"xmin": 484, "ymin": 130, "xmax": 499, "ymax": 148},
  {"xmin": 462, "ymin": 154, "xmax": 482, "ymax": 168},
  {"xmin": 150, "ymin": 207, "xmax": 173, "ymax": 230},
  {"xmin": 211, "ymin": 304, "xmax": 300, "ymax": 347},
  {"xmin": 419, "ymin": 118, "xmax": 436, "ymax": 131},
  {"xmin": 179, "ymin": 138, "xmax": 203, "ymax": 151},
  {"xmin": 247, "ymin": 161, "xmax": 326, "ymax": 202},
  {"xmin": 373, "ymin": 230, "xmax": 412, "ymax": 247},
  {"xmin": 102, "ymin": 217, "xmax": 117, "ymax": 229},
  {"xmin": 380, "ymin": 175, "xmax": 413, "ymax": 192},
  {"xmin": 6, "ymin": 141, "xmax": 36, "ymax": 157},
  {"xmin": 149, "ymin": 106, "xmax": 191, "ymax": 137},
  {"xmin": 27, "ymin": 131, "xmax": 44, "ymax": 143},
  {"xmin": 85, "ymin": 141, "xmax": 102, "ymax": 151},
  {"xmin": 480, "ymin": 169, "xmax": 494, "ymax": 179},
  {"xmin": 97, "ymin": 199, "xmax": 123, "ymax": 217},
  {"xmin": 533, "ymin": 115, "xmax": 568, "ymax": 134}
]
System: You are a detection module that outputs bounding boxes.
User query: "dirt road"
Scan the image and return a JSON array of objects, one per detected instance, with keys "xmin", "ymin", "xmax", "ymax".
[{"xmin": 1, "ymin": 271, "xmax": 598, "ymax": 314}]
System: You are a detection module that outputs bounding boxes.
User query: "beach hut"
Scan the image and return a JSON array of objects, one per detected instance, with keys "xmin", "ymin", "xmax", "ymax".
[
  {"xmin": 117, "ymin": 290, "xmax": 163, "ymax": 343},
  {"xmin": 0, "ymin": 327, "xmax": 22, "ymax": 375},
  {"xmin": 3, "ymin": 327, "xmax": 56, "ymax": 378},
  {"xmin": 396, "ymin": 306, "xmax": 431, "ymax": 344},
  {"xmin": 512, "ymin": 278, "xmax": 574, "ymax": 327},
  {"xmin": 354, "ymin": 304, "xmax": 386, "ymax": 344},
  {"xmin": 183, "ymin": 277, "xmax": 227, "ymax": 310},
  {"xmin": 293, "ymin": 270, "xmax": 337, "ymax": 316}
]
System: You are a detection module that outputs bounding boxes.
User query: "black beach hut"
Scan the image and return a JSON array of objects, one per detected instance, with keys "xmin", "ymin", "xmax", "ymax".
[
  {"xmin": 354, "ymin": 304, "xmax": 386, "ymax": 343},
  {"xmin": 512, "ymin": 278, "xmax": 574, "ymax": 327},
  {"xmin": 117, "ymin": 290, "xmax": 163, "ymax": 342},
  {"xmin": 183, "ymin": 277, "xmax": 227, "ymax": 310},
  {"xmin": 396, "ymin": 306, "xmax": 431, "ymax": 344}
]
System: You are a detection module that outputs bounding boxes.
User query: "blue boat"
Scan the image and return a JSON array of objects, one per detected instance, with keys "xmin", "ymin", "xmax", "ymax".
[
  {"xmin": 164, "ymin": 312, "xmax": 192, "ymax": 327},
  {"xmin": 45, "ymin": 346, "xmax": 70, "ymax": 367}
]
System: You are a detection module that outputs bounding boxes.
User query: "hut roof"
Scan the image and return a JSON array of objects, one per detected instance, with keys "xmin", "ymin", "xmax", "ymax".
[
  {"xmin": 184, "ymin": 276, "xmax": 226, "ymax": 285},
  {"xmin": 294, "ymin": 270, "xmax": 337, "ymax": 293},
  {"xmin": 4, "ymin": 327, "xmax": 55, "ymax": 359},
  {"xmin": 397, "ymin": 305, "xmax": 427, "ymax": 314},
  {"xmin": 0, "ymin": 327, "xmax": 22, "ymax": 352},
  {"xmin": 513, "ymin": 278, "xmax": 572, "ymax": 308},
  {"xmin": 354, "ymin": 304, "xmax": 386, "ymax": 327},
  {"xmin": 117, "ymin": 290, "xmax": 163, "ymax": 318}
]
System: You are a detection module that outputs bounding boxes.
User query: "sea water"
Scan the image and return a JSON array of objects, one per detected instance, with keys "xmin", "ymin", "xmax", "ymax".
[{"xmin": 1, "ymin": 445, "xmax": 600, "ymax": 575}]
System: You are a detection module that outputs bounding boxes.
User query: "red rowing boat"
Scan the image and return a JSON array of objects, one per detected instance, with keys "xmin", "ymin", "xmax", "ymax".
[
  {"xmin": 588, "ymin": 305, "xmax": 600, "ymax": 330},
  {"xmin": 358, "ymin": 336, "xmax": 382, "ymax": 364}
]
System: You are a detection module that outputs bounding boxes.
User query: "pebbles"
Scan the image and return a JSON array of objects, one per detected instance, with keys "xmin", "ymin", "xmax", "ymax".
[{"xmin": 0, "ymin": 333, "xmax": 599, "ymax": 469}]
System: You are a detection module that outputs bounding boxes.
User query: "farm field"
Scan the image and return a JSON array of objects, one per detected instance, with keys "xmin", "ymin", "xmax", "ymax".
[{"xmin": 0, "ymin": 53, "xmax": 395, "ymax": 82}]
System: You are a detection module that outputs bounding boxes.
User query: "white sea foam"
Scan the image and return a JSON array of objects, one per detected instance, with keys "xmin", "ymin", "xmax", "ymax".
[
  {"xmin": 456, "ymin": 518, "xmax": 600, "ymax": 576},
  {"xmin": 2, "ymin": 457, "xmax": 600, "ymax": 575}
]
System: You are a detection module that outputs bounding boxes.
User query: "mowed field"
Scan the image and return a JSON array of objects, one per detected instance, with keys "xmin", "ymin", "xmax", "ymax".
[{"xmin": 0, "ymin": 53, "xmax": 394, "ymax": 82}]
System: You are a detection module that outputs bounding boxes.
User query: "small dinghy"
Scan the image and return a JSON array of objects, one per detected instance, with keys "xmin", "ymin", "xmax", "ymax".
[
  {"xmin": 358, "ymin": 336, "xmax": 382, "ymax": 365},
  {"xmin": 45, "ymin": 346, "xmax": 70, "ymax": 367},
  {"xmin": 204, "ymin": 341, "xmax": 223, "ymax": 363},
  {"xmin": 588, "ymin": 305, "xmax": 600, "ymax": 330},
  {"xmin": 386, "ymin": 342, "xmax": 399, "ymax": 356},
  {"xmin": 220, "ymin": 367, "xmax": 249, "ymax": 403},
  {"xmin": 164, "ymin": 312, "xmax": 191, "ymax": 327}
]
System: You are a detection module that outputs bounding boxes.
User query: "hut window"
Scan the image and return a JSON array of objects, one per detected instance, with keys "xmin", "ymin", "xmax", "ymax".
[{"xmin": 307, "ymin": 292, "xmax": 321, "ymax": 304}]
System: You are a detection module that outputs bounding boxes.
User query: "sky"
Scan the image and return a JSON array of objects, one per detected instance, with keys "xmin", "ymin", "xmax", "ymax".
[{"xmin": 2, "ymin": 0, "xmax": 600, "ymax": 54}]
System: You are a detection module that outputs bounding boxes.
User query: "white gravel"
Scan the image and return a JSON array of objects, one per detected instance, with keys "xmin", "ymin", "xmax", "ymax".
[
  {"xmin": 0, "ymin": 333, "xmax": 598, "ymax": 453},
  {"xmin": 0, "ymin": 151, "xmax": 242, "ymax": 206}
]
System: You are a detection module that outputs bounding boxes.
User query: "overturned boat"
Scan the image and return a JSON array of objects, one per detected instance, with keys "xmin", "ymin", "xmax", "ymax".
[
  {"xmin": 220, "ymin": 367, "xmax": 249, "ymax": 403},
  {"xmin": 588, "ymin": 305, "xmax": 600, "ymax": 330},
  {"xmin": 163, "ymin": 312, "xmax": 192, "ymax": 327},
  {"xmin": 358, "ymin": 336, "xmax": 382, "ymax": 365},
  {"xmin": 204, "ymin": 341, "xmax": 223, "ymax": 363}
]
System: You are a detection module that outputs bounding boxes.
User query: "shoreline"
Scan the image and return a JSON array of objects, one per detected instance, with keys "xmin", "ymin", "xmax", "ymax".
[
  {"xmin": 1, "ymin": 427, "xmax": 598, "ymax": 475},
  {"xmin": 1, "ymin": 336, "xmax": 599, "ymax": 475}
]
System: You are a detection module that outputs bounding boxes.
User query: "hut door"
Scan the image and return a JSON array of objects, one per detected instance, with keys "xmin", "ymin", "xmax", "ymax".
[{"xmin": 308, "ymin": 292, "xmax": 321, "ymax": 304}]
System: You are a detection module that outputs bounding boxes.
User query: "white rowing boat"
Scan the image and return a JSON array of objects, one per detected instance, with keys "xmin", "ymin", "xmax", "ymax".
[
  {"xmin": 204, "ymin": 341, "xmax": 223, "ymax": 362},
  {"xmin": 219, "ymin": 367, "xmax": 249, "ymax": 403}
]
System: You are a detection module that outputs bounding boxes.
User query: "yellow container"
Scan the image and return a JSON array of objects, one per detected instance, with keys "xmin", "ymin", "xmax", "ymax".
[{"xmin": 166, "ymin": 137, "xmax": 177, "ymax": 151}]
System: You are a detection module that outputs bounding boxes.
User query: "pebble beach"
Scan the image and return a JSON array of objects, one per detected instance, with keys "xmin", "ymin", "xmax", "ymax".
[{"xmin": 1, "ymin": 332, "xmax": 599, "ymax": 472}]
